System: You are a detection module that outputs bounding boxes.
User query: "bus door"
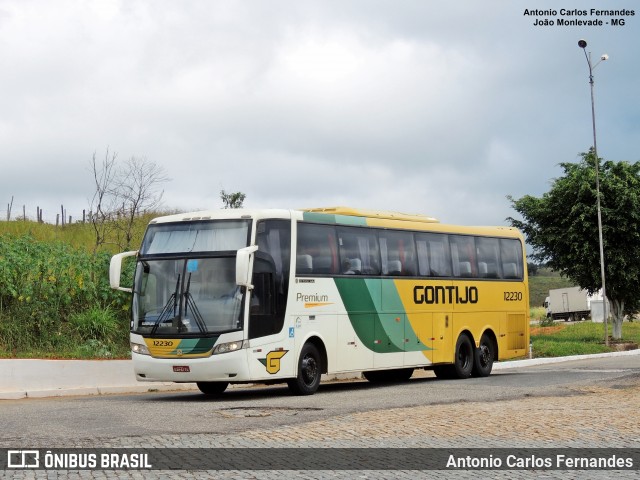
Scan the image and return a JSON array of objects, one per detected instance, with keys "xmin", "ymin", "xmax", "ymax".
[
  {"xmin": 245, "ymin": 258, "xmax": 292, "ymax": 379},
  {"xmin": 399, "ymin": 282, "xmax": 453, "ymax": 365},
  {"xmin": 431, "ymin": 312, "xmax": 451, "ymax": 364}
]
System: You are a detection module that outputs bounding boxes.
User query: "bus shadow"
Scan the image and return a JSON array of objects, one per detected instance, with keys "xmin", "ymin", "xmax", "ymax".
[{"xmin": 145, "ymin": 374, "xmax": 445, "ymax": 402}]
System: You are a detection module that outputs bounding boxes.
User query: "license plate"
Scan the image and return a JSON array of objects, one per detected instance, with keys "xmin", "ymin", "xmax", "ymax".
[{"xmin": 173, "ymin": 366, "xmax": 190, "ymax": 373}]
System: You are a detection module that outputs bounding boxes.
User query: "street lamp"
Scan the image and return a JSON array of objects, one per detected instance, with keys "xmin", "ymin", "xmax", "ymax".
[{"xmin": 578, "ymin": 39, "xmax": 609, "ymax": 346}]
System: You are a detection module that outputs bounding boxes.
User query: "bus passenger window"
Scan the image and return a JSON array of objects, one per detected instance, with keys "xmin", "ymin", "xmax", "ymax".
[
  {"xmin": 500, "ymin": 239, "xmax": 523, "ymax": 279},
  {"xmin": 416, "ymin": 233, "xmax": 451, "ymax": 277},
  {"xmin": 337, "ymin": 227, "xmax": 380, "ymax": 275},
  {"xmin": 379, "ymin": 230, "xmax": 416, "ymax": 276},
  {"xmin": 450, "ymin": 236, "xmax": 477, "ymax": 278},
  {"xmin": 476, "ymin": 237, "xmax": 500, "ymax": 278},
  {"xmin": 296, "ymin": 223, "xmax": 338, "ymax": 275}
]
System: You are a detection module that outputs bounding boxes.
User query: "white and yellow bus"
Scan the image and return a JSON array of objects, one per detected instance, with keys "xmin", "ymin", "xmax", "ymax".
[{"xmin": 110, "ymin": 207, "xmax": 529, "ymax": 396}]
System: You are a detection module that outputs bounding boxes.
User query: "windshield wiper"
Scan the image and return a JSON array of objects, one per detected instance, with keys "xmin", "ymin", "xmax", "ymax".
[
  {"xmin": 150, "ymin": 274, "xmax": 181, "ymax": 335},
  {"xmin": 183, "ymin": 273, "xmax": 207, "ymax": 334}
]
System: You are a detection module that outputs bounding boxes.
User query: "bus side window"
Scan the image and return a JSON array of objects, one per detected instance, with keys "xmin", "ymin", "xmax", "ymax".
[
  {"xmin": 416, "ymin": 233, "xmax": 451, "ymax": 277},
  {"xmin": 337, "ymin": 227, "xmax": 380, "ymax": 275},
  {"xmin": 476, "ymin": 237, "xmax": 500, "ymax": 278},
  {"xmin": 379, "ymin": 230, "xmax": 416, "ymax": 276},
  {"xmin": 416, "ymin": 240, "xmax": 430, "ymax": 276},
  {"xmin": 500, "ymin": 239, "xmax": 523, "ymax": 279},
  {"xmin": 296, "ymin": 223, "xmax": 338, "ymax": 275},
  {"xmin": 450, "ymin": 235, "xmax": 477, "ymax": 278}
]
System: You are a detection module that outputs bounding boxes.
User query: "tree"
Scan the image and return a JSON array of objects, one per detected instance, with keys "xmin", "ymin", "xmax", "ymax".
[
  {"xmin": 89, "ymin": 149, "xmax": 119, "ymax": 253},
  {"xmin": 114, "ymin": 156, "xmax": 169, "ymax": 250},
  {"xmin": 89, "ymin": 151, "xmax": 169, "ymax": 251},
  {"xmin": 220, "ymin": 190, "xmax": 246, "ymax": 209},
  {"xmin": 508, "ymin": 150, "xmax": 640, "ymax": 340}
]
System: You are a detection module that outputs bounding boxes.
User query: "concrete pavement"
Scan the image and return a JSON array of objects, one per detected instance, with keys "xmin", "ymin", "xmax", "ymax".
[{"xmin": 2, "ymin": 349, "xmax": 639, "ymax": 400}]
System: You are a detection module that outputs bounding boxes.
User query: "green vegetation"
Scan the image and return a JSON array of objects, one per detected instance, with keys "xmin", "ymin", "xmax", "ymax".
[
  {"xmin": 510, "ymin": 151, "xmax": 640, "ymax": 340},
  {"xmin": 531, "ymin": 321, "xmax": 640, "ymax": 358},
  {"xmin": 527, "ymin": 267, "xmax": 573, "ymax": 308},
  {"xmin": 0, "ymin": 219, "xmax": 150, "ymax": 358},
  {"xmin": 529, "ymin": 306, "xmax": 547, "ymax": 322}
]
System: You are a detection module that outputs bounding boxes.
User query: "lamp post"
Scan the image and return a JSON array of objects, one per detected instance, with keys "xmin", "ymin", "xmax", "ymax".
[{"xmin": 578, "ymin": 39, "xmax": 609, "ymax": 346}]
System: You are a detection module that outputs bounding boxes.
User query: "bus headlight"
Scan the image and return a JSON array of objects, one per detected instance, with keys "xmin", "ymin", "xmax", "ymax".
[
  {"xmin": 131, "ymin": 342, "xmax": 151, "ymax": 356},
  {"xmin": 213, "ymin": 340, "xmax": 244, "ymax": 355}
]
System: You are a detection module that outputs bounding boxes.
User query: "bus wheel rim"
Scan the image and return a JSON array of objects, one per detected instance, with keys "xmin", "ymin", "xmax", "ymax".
[
  {"xmin": 478, "ymin": 344, "xmax": 491, "ymax": 367},
  {"xmin": 301, "ymin": 355, "xmax": 318, "ymax": 385}
]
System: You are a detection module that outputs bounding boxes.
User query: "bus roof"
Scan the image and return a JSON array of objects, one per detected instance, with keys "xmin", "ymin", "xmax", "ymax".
[
  {"xmin": 145, "ymin": 207, "xmax": 522, "ymax": 239},
  {"xmin": 302, "ymin": 206, "xmax": 439, "ymax": 223}
]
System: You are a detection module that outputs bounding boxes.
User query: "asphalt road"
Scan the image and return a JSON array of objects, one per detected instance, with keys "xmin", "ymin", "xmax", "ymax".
[{"xmin": 1, "ymin": 354, "xmax": 638, "ymax": 447}]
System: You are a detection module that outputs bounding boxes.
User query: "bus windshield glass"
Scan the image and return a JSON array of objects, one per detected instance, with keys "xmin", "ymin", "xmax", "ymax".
[
  {"xmin": 132, "ymin": 220, "xmax": 251, "ymax": 335},
  {"xmin": 140, "ymin": 220, "xmax": 250, "ymax": 255},
  {"xmin": 133, "ymin": 256, "xmax": 244, "ymax": 335}
]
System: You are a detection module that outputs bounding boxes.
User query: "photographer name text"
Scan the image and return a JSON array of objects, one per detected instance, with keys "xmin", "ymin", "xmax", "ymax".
[{"xmin": 524, "ymin": 8, "xmax": 634, "ymax": 27}]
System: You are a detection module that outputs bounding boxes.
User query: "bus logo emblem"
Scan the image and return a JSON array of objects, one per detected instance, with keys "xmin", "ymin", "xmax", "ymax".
[{"xmin": 259, "ymin": 350, "xmax": 288, "ymax": 374}]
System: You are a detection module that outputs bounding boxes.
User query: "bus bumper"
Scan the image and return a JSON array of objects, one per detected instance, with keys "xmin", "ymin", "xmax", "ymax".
[{"xmin": 131, "ymin": 350, "xmax": 251, "ymax": 383}]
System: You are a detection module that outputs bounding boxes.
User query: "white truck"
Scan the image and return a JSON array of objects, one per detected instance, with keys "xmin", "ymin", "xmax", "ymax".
[{"xmin": 544, "ymin": 286, "xmax": 596, "ymax": 322}]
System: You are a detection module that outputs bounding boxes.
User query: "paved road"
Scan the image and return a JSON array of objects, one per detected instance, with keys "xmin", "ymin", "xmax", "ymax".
[{"xmin": 1, "ymin": 354, "xmax": 639, "ymax": 479}]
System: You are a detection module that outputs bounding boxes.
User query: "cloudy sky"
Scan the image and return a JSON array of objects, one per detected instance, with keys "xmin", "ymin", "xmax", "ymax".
[{"xmin": 1, "ymin": 1, "xmax": 638, "ymax": 227}]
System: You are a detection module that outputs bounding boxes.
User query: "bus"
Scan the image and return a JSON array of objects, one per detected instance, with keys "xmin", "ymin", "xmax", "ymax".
[{"xmin": 109, "ymin": 207, "xmax": 529, "ymax": 396}]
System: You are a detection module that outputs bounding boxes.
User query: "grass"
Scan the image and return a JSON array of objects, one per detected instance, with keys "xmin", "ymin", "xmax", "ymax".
[
  {"xmin": 529, "ymin": 306, "xmax": 547, "ymax": 322},
  {"xmin": 0, "ymin": 212, "xmax": 165, "ymax": 254},
  {"xmin": 530, "ymin": 321, "xmax": 640, "ymax": 358}
]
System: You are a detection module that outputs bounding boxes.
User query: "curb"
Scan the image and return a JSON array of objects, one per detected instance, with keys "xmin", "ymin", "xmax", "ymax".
[{"xmin": 1, "ymin": 349, "xmax": 638, "ymax": 400}]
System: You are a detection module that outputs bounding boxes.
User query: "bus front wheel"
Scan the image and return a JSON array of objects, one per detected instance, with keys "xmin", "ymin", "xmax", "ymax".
[
  {"xmin": 288, "ymin": 343, "xmax": 322, "ymax": 395},
  {"xmin": 197, "ymin": 381, "xmax": 229, "ymax": 395}
]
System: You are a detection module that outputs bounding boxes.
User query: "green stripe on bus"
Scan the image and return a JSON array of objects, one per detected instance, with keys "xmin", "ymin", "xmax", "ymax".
[
  {"xmin": 302, "ymin": 212, "xmax": 367, "ymax": 226},
  {"xmin": 380, "ymin": 280, "xmax": 424, "ymax": 352},
  {"xmin": 334, "ymin": 278, "xmax": 430, "ymax": 353},
  {"xmin": 171, "ymin": 337, "xmax": 218, "ymax": 355},
  {"xmin": 334, "ymin": 278, "xmax": 403, "ymax": 353}
]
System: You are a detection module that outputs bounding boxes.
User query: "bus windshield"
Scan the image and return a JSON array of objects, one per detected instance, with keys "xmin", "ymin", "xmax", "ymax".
[
  {"xmin": 140, "ymin": 219, "xmax": 250, "ymax": 255},
  {"xmin": 132, "ymin": 256, "xmax": 243, "ymax": 335},
  {"xmin": 132, "ymin": 220, "xmax": 251, "ymax": 335}
]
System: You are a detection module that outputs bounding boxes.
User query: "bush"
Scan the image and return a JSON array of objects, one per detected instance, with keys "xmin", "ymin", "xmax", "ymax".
[
  {"xmin": 69, "ymin": 307, "xmax": 128, "ymax": 345},
  {"xmin": 0, "ymin": 234, "xmax": 132, "ymax": 357}
]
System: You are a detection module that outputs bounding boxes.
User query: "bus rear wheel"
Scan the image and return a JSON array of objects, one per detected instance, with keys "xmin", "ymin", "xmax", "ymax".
[
  {"xmin": 472, "ymin": 333, "xmax": 494, "ymax": 377},
  {"xmin": 287, "ymin": 343, "xmax": 322, "ymax": 396},
  {"xmin": 452, "ymin": 334, "xmax": 474, "ymax": 379},
  {"xmin": 197, "ymin": 381, "xmax": 229, "ymax": 395},
  {"xmin": 435, "ymin": 334, "xmax": 474, "ymax": 380}
]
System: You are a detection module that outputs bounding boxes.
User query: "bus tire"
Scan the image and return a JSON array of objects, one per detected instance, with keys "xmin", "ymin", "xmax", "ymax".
[
  {"xmin": 287, "ymin": 342, "xmax": 322, "ymax": 395},
  {"xmin": 452, "ymin": 334, "xmax": 474, "ymax": 379},
  {"xmin": 472, "ymin": 333, "xmax": 494, "ymax": 377},
  {"xmin": 196, "ymin": 381, "xmax": 229, "ymax": 395}
]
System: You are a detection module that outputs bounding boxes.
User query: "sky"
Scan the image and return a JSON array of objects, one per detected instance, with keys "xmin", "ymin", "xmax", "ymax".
[{"xmin": 1, "ymin": 0, "xmax": 638, "ymax": 227}]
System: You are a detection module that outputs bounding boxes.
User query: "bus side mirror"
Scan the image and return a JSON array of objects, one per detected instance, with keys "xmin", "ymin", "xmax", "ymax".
[
  {"xmin": 236, "ymin": 246, "xmax": 259, "ymax": 288},
  {"xmin": 109, "ymin": 251, "xmax": 138, "ymax": 292}
]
